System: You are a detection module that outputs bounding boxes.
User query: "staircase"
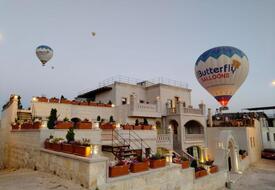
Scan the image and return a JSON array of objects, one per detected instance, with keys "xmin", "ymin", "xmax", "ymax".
[
  {"xmin": 17, "ymin": 110, "xmax": 32, "ymax": 121},
  {"xmin": 102, "ymin": 129, "xmax": 153, "ymax": 161}
]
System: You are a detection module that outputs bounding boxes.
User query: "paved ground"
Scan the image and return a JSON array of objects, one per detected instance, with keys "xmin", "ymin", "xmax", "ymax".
[
  {"xmin": 0, "ymin": 159, "xmax": 275, "ymax": 190},
  {"xmin": 0, "ymin": 169, "xmax": 86, "ymax": 190},
  {"xmin": 222, "ymin": 159, "xmax": 275, "ymax": 190}
]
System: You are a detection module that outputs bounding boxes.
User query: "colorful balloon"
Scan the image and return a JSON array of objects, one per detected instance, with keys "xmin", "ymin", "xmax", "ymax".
[
  {"xmin": 36, "ymin": 45, "xmax": 53, "ymax": 66},
  {"xmin": 195, "ymin": 46, "xmax": 249, "ymax": 107}
]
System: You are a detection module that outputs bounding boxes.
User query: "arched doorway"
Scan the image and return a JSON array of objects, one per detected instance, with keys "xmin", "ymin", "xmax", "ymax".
[
  {"xmin": 186, "ymin": 146, "xmax": 201, "ymax": 161},
  {"xmin": 169, "ymin": 120, "xmax": 180, "ymax": 150},
  {"xmin": 184, "ymin": 120, "xmax": 204, "ymax": 134}
]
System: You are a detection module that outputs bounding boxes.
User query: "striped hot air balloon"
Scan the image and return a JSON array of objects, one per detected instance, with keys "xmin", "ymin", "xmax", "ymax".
[
  {"xmin": 195, "ymin": 46, "xmax": 249, "ymax": 107},
  {"xmin": 36, "ymin": 45, "xmax": 53, "ymax": 66}
]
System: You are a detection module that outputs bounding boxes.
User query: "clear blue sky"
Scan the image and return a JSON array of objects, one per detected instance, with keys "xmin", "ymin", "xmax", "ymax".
[{"xmin": 0, "ymin": 0, "xmax": 275, "ymax": 112}]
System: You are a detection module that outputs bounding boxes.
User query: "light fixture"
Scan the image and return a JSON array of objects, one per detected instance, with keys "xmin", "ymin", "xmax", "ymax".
[{"xmin": 32, "ymin": 97, "xmax": 38, "ymax": 102}]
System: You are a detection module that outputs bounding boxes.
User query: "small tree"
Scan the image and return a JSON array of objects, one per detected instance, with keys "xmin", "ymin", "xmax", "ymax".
[
  {"xmin": 109, "ymin": 115, "xmax": 114, "ymax": 123},
  {"xmin": 143, "ymin": 118, "xmax": 148, "ymax": 125},
  {"xmin": 108, "ymin": 100, "xmax": 112, "ymax": 105},
  {"xmin": 60, "ymin": 95, "xmax": 65, "ymax": 100},
  {"xmin": 17, "ymin": 96, "xmax": 23, "ymax": 109},
  {"xmin": 135, "ymin": 119, "xmax": 139, "ymax": 126},
  {"xmin": 66, "ymin": 128, "xmax": 75, "ymax": 143},
  {"xmin": 47, "ymin": 109, "xmax": 57, "ymax": 129},
  {"xmin": 97, "ymin": 115, "xmax": 101, "ymax": 122}
]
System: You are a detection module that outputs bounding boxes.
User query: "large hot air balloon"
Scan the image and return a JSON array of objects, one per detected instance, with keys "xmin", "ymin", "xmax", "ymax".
[
  {"xmin": 36, "ymin": 45, "xmax": 53, "ymax": 66},
  {"xmin": 195, "ymin": 46, "xmax": 249, "ymax": 107}
]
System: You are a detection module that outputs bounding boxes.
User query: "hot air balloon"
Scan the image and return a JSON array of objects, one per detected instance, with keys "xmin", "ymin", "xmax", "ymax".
[
  {"xmin": 36, "ymin": 45, "xmax": 53, "ymax": 66},
  {"xmin": 195, "ymin": 46, "xmax": 249, "ymax": 107},
  {"xmin": 91, "ymin": 32, "xmax": 96, "ymax": 37}
]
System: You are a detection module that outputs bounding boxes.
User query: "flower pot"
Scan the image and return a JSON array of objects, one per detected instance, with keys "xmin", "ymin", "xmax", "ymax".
[
  {"xmin": 73, "ymin": 145, "xmax": 91, "ymax": 157},
  {"xmin": 62, "ymin": 143, "xmax": 74, "ymax": 154},
  {"xmin": 195, "ymin": 171, "xmax": 201, "ymax": 178},
  {"xmin": 200, "ymin": 169, "xmax": 208, "ymax": 177},
  {"xmin": 210, "ymin": 165, "xmax": 218, "ymax": 173},
  {"xmin": 11, "ymin": 123, "xmax": 20, "ymax": 130},
  {"xmin": 49, "ymin": 98, "xmax": 59, "ymax": 103},
  {"xmin": 123, "ymin": 125, "xmax": 133, "ymax": 130},
  {"xmin": 105, "ymin": 104, "xmax": 112, "ymax": 107},
  {"xmin": 109, "ymin": 165, "xmax": 129, "ymax": 177},
  {"xmin": 37, "ymin": 97, "xmax": 48, "ymax": 102},
  {"xmin": 71, "ymin": 100, "xmax": 80, "ymax": 105},
  {"xmin": 97, "ymin": 103, "xmax": 105, "ymax": 107},
  {"xmin": 21, "ymin": 123, "xmax": 32, "ymax": 129},
  {"xmin": 52, "ymin": 143, "xmax": 62, "ymax": 152},
  {"xmin": 142, "ymin": 125, "xmax": 152, "ymax": 130},
  {"xmin": 134, "ymin": 125, "xmax": 142, "ymax": 130},
  {"xmin": 149, "ymin": 159, "xmax": 166, "ymax": 169},
  {"xmin": 60, "ymin": 99, "xmax": 71, "ymax": 104},
  {"xmin": 76, "ymin": 122, "xmax": 92, "ymax": 129},
  {"xmin": 32, "ymin": 121, "xmax": 41, "ymax": 129},
  {"xmin": 100, "ymin": 123, "xmax": 115, "ymax": 130},
  {"xmin": 130, "ymin": 161, "xmax": 149, "ymax": 173},
  {"xmin": 181, "ymin": 160, "xmax": 189, "ymax": 169},
  {"xmin": 44, "ymin": 141, "xmax": 53, "ymax": 149},
  {"xmin": 55, "ymin": 121, "xmax": 73, "ymax": 129}
]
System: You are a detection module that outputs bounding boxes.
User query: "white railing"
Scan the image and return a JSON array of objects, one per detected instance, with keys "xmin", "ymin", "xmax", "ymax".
[
  {"xmin": 157, "ymin": 134, "xmax": 171, "ymax": 144},
  {"xmin": 183, "ymin": 107, "xmax": 203, "ymax": 115},
  {"xmin": 185, "ymin": 134, "xmax": 204, "ymax": 141},
  {"xmin": 136, "ymin": 103, "xmax": 157, "ymax": 112}
]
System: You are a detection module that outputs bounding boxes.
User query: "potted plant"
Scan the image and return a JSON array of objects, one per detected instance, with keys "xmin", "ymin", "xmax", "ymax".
[
  {"xmin": 76, "ymin": 119, "xmax": 92, "ymax": 129},
  {"xmin": 149, "ymin": 153, "xmax": 166, "ymax": 169},
  {"xmin": 71, "ymin": 100, "xmax": 80, "ymax": 105},
  {"xmin": 60, "ymin": 95, "xmax": 71, "ymax": 104},
  {"xmin": 209, "ymin": 165, "xmax": 218, "ymax": 173},
  {"xmin": 181, "ymin": 157, "xmax": 190, "ymax": 169},
  {"xmin": 32, "ymin": 121, "xmax": 42, "ymax": 129},
  {"xmin": 11, "ymin": 119, "xmax": 20, "ymax": 130},
  {"xmin": 80, "ymin": 101, "xmax": 89, "ymax": 106},
  {"xmin": 73, "ymin": 138, "xmax": 91, "ymax": 157},
  {"xmin": 109, "ymin": 161, "xmax": 130, "ymax": 177},
  {"xmin": 44, "ymin": 135, "xmax": 54, "ymax": 149},
  {"xmin": 130, "ymin": 159, "xmax": 149, "ymax": 173},
  {"xmin": 37, "ymin": 96, "xmax": 48, "ymax": 102},
  {"xmin": 134, "ymin": 119, "xmax": 142, "ymax": 130},
  {"xmin": 89, "ymin": 101, "xmax": 97, "ymax": 106},
  {"xmin": 62, "ymin": 128, "xmax": 75, "ymax": 154},
  {"xmin": 123, "ymin": 124, "xmax": 133, "ymax": 130},
  {"xmin": 49, "ymin": 97, "xmax": 59, "ymax": 103},
  {"xmin": 21, "ymin": 121, "xmax": 33, "ymax": 129},
  {"xmin": 195, "ymin": 167, "xmax": 208, "ymax": 178},
  {"xmin": 47, "ymin": 109, "xmax": 57, "ymax": 129},
  {"xmin": 52, "ymin": 137, "xmax": 64, "ymax": 151},
  {"xmin": 55, "ymin": 118, "xmax": 73, "ymax": 129}
]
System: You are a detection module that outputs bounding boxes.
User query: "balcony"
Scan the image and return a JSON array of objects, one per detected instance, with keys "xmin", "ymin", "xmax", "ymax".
[
  {"xmin": 166, "ymin": 102, "xmax": 204, "ymax": 116},
  {"xmin": 129, "ymin": 102, "xmax": 161, "ymax": 118}
]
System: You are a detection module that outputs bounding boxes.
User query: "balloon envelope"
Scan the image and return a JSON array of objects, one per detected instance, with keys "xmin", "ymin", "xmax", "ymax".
[
  {"xmin": 195, "ymin": 46, "xmax": 249, "ymax": 107},
  {"xmin": 36, "ymin": 45, "xmax": 53, "ymax": 66}
]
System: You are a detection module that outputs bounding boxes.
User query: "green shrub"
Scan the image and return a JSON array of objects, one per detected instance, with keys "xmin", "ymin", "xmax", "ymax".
[
  {"xmin": 66, "ymin": 128, "xmax": 75, "ymax": 143},
  {"xmin": 47, "ymin": 109, "xmax": 57, "ymax": 129}
]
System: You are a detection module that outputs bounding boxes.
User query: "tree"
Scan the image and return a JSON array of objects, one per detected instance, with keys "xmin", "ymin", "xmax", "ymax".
[
  {"xmin": 109, "ymin": 115, "xmax": 114, "ymax": 123},
  {"xmin": 143, "ymin": 118, "xmax": 148, "ymax": 125},
  {"xmin": 66, "ymin": 127, "xmax": 75, "ymax": 143},
  {"xmin": 135, "ymin": 119, "xmax": 139, "ymax": 126},
  {"xmin": 47, "ymin": 109, "xmax": 57, "ymax": 129}
]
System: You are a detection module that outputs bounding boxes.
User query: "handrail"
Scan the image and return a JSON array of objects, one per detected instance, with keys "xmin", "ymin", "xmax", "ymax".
[{"xmin": 130, "ymin": 130, "xmax": 154, "ymax": 156}]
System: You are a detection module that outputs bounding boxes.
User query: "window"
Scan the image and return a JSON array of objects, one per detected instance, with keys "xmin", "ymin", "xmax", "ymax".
[
  {"xmin": 267, "ymin": 132, "xmax": 270, "ymax": 141},
  {"xmin": 139, "ymin": 100, "xmax": 144, "ymax": 103},
  {"xmin": 250, "ymin": 137, "xmax": 253, "ymax": 148},
  {"xmin": 273, "ymin": 133, "xmax": 275, "ymax": 141},
  {"xmin": 121, "ymin": 97, "xmax": 127, "ymax": 105}
]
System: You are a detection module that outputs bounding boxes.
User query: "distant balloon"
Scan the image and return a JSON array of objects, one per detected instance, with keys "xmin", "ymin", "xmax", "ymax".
[
  {"xmin": 91, "ymin": 32, "xmax": 96, "ymax": 37},
  {"xmin": 36, "ymin": 45, "xmax": 53, "ymax": 66},
  {"xmin": 195, "ymin": 46, "xmax": 249, "ymax": 107}
]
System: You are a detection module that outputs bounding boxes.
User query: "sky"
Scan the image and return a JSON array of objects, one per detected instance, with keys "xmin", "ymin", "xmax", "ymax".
[{"xmin": 0, "ymin": 0, "xmax": 275, "ymax": 112}]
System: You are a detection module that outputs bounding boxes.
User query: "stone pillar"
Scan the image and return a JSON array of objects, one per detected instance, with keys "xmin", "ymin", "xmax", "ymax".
[
  {"xmin": 207, "ymin": 108, "xmax": 213, "ymax": 127},
  {"xmin": 130, "ymin": 94, "xmax": 137, "ymax": 111},
  {"xmin": 156, "ymin": 96, "xmax": 161, "ymax": 113},
  {"xmin": 199, "ymin": 102, "xmax": 206, "ymax": 115}
]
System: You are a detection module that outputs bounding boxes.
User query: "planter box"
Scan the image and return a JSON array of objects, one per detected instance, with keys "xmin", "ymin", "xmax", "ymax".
[
  {"xmin": 97, "ymin": 103, "xmax": 105, "ymax": 107},
  {"xmin": 134, "ymin": 125, "xmax": 142, "ymax": 130},
  {"xmin": 89, "ymin": 102, "xmax": 97, "ymax": 106},
  {"xmin": 55, "ymin": 121, "xmax": 73, "ymax": 129},
  {"xmin": 195, "ymin": 171, "xmax": 201, "ymax": 178},
  {"xmin": 49, "ymin": 98, "xmax": 59, "ymax": 103},
  {"xmin": 210, "ymin": 165, "xmax": 218, "ymax": 173},
  {"xmin": 80, "ymin": 102, "xmax": 89, "ymax": 106},
  {"xmin": 142, "ymin": 125, "xmax": 152, "ymax": 130},
  {"xmin": 109, "ymin": 165, "xmax": 129, "ymax": 177},
  {"xmin": 74, "ymin": 145, "xmax": 91, "ymax": 157},
  {"xmin": 11, "ymin": 123, "xmax": 20, "ymax": 130},
  {"xmin": 37, "ymin": 97, "xmax": 48, "ymax": 102},
  {"xmin": 130, "ymin": 161, "xmax": 149, "ymax": 173},
  {"xmin": 150, "ymin": 159, "xmax": 166, "ymax": 169},
  {"xmin": 32, "ymin": 121, "xmax": 41, "ymax": 129},
  {"xmin": 100, "ymin": 123, "xmax": 116, "ymax": 130},
  {"xmin": 105, "ymin": 104, "xmax": 112, "ymax": 107},
  {"xmin": 181, "ymin": 161, "xmax": 189, "ymax": 169},
  {"xmin": 44, "ymin": 141, "xmax": 53, "ymax": 149},
  {"xmin": 71, "ymin": 100, "xmax": 80, "ymax": 105},
  {"xmin": 60, "ymin": 99, "xmax": 71, "ymax": 104},
  {"xmin": 123, "ymin": 125, "xmax": 133, "ymax": 130},
  {"xmin": 76, "ymin": 122, "xmax": 92, "ymax": 129},
  {"xmin": 62, "ymin": 143, "xmax": 74, "ymax": 154},
  {"xmin": 21, "ymin": 123, "xmax": 32, "ymax": 129},
  {"xmin": 195, "ymin": 169, "xmax": 208, "ymax": 178},
  {"xmin": 52, "ymin": 143, "xmax": 62, "ymax": 152}
]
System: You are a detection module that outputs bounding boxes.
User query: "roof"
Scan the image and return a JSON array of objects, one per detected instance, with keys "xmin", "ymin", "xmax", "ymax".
[
  {"xmin": 244, "ymin": 106, "xmax": 275, "ymax": 111},
  {"xmin": 77, "ymin": 86, "xmax": 112, "ymax": 99}
]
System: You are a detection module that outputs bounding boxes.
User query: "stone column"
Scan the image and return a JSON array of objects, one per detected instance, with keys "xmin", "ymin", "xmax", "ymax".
[{"xmin": 207, "ymin": 108, "xmax": 213, "ymax": 127}]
